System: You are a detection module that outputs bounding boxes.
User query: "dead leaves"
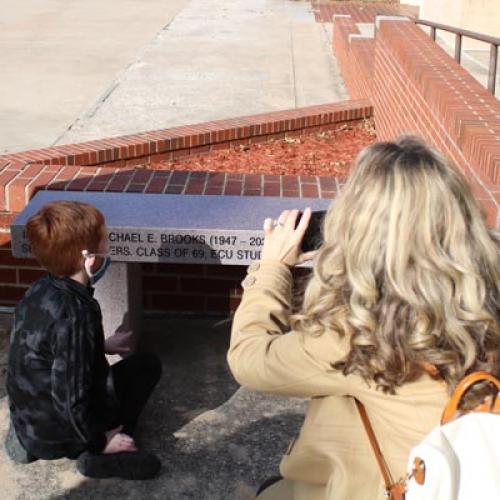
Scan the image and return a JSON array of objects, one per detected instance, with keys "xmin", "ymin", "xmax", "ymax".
[{"xmin": 153, "ymin": 123, "xmax": 376, "ymax": 176}]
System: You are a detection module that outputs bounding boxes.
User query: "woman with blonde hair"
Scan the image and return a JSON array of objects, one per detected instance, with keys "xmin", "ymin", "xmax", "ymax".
[{"xmin": 227, "ymin": 136, "xmax": 500, "ymax": 500}]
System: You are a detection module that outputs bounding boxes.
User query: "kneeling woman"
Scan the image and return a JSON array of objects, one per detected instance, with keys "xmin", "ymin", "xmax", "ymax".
[{"xmin": 227, "ymin": 136, "xmax": 500, "ymax": 499}]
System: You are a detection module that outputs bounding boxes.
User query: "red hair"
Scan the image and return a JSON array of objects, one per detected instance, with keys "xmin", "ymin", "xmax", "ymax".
[{"xmin": 26, "ymin": 201, "xmax": 105, "ymax": 276}]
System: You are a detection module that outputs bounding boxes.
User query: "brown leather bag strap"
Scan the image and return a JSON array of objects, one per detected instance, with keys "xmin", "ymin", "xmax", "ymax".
[
  {"xmin": 441, "ymin": 370, "xmax": 500, "ymax": 424},
  {"xmin": 355, "ymin": 399, "xmax": 394, "ymax": 490}
]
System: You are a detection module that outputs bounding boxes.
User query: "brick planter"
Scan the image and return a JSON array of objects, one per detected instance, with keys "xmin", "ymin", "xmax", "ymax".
[{"xmin": 0, "ymin": 99, "xmax": 373, "ymax": 314}]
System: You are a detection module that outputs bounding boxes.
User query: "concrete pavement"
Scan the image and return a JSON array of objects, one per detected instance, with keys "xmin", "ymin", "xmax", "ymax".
[
  {"xmin": 0, "ymin": 0, "xmax": 347, "ymax": 154},
  {"xmin": 0, "ymin": 0, "xmax": 189, "ymax": 154},
  {"xmin": 57, "ymin": 0, "xmax": 347, "ymax": 146}
]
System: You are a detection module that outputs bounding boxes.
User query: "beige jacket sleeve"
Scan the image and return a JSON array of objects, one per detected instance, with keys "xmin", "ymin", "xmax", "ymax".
[{"xmin": 227, "ymin": 260, "xmax": 352, "ymax": 398}]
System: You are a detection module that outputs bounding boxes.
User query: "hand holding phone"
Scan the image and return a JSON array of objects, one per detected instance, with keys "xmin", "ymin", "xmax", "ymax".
[
  {"xmin": 297, "ymin": 210, "xmax": 326, "ymax": 253},
  {"xmin": 262, "ymin": 208, "xmax": 324, "ymax": 266}
]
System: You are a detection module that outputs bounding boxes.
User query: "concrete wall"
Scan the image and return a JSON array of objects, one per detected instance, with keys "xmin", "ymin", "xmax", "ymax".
[
  {"xmin": 419, "ymin": 0, "xmax": 500, "ymax": 49},
  {"xmin": 402, "ymin": 0, "xmax": 424, "ymax": 8}
]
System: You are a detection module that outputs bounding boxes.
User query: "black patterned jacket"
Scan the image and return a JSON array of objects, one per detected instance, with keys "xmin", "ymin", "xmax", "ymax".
[{"xmin": 7, "ymin": 275, "xmax": 118, "ymax": 459}]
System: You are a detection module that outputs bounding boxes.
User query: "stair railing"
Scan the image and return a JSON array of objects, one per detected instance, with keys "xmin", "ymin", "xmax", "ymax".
[{"xmin": 378, "ymin": 15, "xmax": 500, "ymax": 95}]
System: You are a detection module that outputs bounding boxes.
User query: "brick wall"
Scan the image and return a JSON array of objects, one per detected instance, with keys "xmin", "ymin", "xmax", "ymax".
[
  {"xmin": 373, "ymin": 19, "xmax": 500, "ymax": 228},
  {"xmin": 0, "ymin": 100, "xmax": 372, "ymax": 314},
  {"xmin": 333, "ymin": 15, "xmax": 374, "ymax": 100},
  {"xmin": 312, "ymin": 1, "xmax": 418, "ymax": 24},
  {"xmin": 329, "ymin": 11, "xmax": 499, "ymax": 228}
]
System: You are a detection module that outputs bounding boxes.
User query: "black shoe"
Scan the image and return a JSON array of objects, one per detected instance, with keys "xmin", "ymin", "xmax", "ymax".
[
  {"xmin": 76, "ymin": 451, "xmax": 161, "ymax": 480},
  {"xmin": 4, "ymin": 420, "xmax": 37, "ymax": 464}
]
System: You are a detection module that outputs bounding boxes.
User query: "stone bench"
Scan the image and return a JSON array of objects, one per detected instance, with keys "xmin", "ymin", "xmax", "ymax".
[{"xmin": 11, "ymin": 191, "xmax": 330, "ymax": 351}]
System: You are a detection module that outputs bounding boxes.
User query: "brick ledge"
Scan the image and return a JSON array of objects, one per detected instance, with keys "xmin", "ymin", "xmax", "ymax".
[{"xmin": 0, "ymin": 100, "xmax": 372, "ymax": 214}]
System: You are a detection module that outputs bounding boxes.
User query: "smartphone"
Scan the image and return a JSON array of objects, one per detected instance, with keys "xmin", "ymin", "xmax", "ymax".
[{"xmin": 297, "ymin": 210, "xmax": 326, "ymax": 253}]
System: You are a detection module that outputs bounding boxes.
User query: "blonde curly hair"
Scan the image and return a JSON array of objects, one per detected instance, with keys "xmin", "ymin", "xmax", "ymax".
[{"xmin": 291, "ymin": 136, "xmax": 500, "ymax": 394}]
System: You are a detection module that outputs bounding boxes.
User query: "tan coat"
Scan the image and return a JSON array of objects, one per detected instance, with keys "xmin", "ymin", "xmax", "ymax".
[{"xmin": 228, "ymin": 261, "xmax": 449, "ymax": 500}]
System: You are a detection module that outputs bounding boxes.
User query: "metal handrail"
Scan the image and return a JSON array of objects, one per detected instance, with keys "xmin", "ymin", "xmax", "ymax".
[
  {"xmin": 378, "ymin": 15, "xmax": 499, "ymax": 95},
  {"xmin": 415, "ymin": 19, "xmax": 499, "ymax": 95}
]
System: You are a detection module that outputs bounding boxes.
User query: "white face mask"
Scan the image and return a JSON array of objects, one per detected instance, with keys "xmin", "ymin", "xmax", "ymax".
[{"xmin": 82, "ymin": 250, "xmax": 112, "ymax": 285}]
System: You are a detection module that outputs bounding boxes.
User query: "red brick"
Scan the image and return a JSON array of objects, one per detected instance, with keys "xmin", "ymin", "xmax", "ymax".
[
  {"xmin": 0, "ymin": 285, "xmax": 28, "ymax": 302},
  {"xmin": 243, "ymin": 174, "xmax": 261, "ymax": 190},
  {"xmin": 172, "ymin": 148, "xmax": 190, "ymax": 160},
  {"xmin": 205, "ymin": 264, "xmax": 246, "ymax": 279},
  {"xmin": 47, "ymin": 166, "xmax": 80, "ymax": 188},
  {"xmin": 150, "ymin": 152, "xmax": 173, "ymax": 162},
  {"xmin": 86, "ymin": 182, "xmax": 108, "ymax": 192},
  {"xmin": 190, "ymin": 145, "xmax": 211, "ymax": 156},
  {"xmin": 0, "ymin": 268, "xmax": 17, "ymax": 284},
  {"xmin": 26, "ymin": 169, "xmax": 59, "ymax": 200},
  {"xmin": 226, "ymin": 173, "xmax": 243, "ymax": 181},
  {"xmin": 20, "ymin": 163, "xmax": 44, "ymax": 178},
  {"xmin": 479, "ymin": 199, "xmax": 498, "ymax": 228},
  {"xmin": 180, "ymin": 277, "xmax": 239, "ymax": 295},
  {"xmin": 7, "ymin": 178, "xmax": 32, "ymax": 212},
  {"xmin": 65, "ymin": 175, "xmax": 94, "ymax": 192},
  {"xmin": 185, "ymin": 181, "xmax": 205, "ymax": 195},
  {"xmin": 263, "ymin": 183, "xmax": 281, "ymax": 196},
  {"xmin": 190, "ymin": 171, "xmax": 208, "ymax": 181},
  {"xmin": 165, "ymin": 185, "xmax": 184, "ymax": 194},
  {"xmin": 126, "ymin": 184, "xmax": 146, "ymax": 193},
  {"xmin": 146, "ymin": 177, "xmax": 168, "ymax": 194},
  {"xmin": 242, "ymin": 189, "xmax": 261, "ymax": 196},
  {"xmin": 0, "ymin": 233, "xmax": 11, "ymax": 246},
  {"xmin": 224, "ymin": 181, "xmax": 242, "ymax": 196},
  {"xmin": 149, "ymin": 293, "xmax": 206, "ymax": 312},
  {"xmin": 203, "ymin": 186, "xmax": 223, "ymax": 195},
  {"xmin": 249, "ymin": 135, "xmax": 269, "ymax": 145},
  {"xmin": 169, "ymin": 171, "xmax": 189, "ymax": 185},
  {"xmin": 206, "ymin": 172, "xmax": 226, "ymax": 186},
  {"xmin": 318, "ymin": 176, "xmax": 336, "ymax": 191},
  {"xmin": 142, "ymin": 275, "xmax": 178, "ymax": 292},
  {"xmin": 321, "ymin": 191, "xmax": 336, "ymax": 199},
  {"xmin": 0, "ymin": 170, "xmax": 20, "ymax": 210},
  {"xmin": 131, "ymin": 169, "xmax": 153, "ymax": 184},
  {"xmin": 155, "ymin": 263, "xmax": 206, "ymax": 276},
  {"xmin": 263, "ymin": 175, "xmax": 280, "ymax": 183},
  {"xmin": 0, "ymin": 212, "xmax": 16, "ymax": 228},
  {"xmin": 0, "ymin": 249, "xmax": 39, "ymax": 267},
  {"xmin": 211, "ymin": 141, "xmax": 231, "ymax": 151},
  {"xmin": 301, "ymin": 184, "xmax": 319, "ymax": 198},
  {"xmin": 106, "ymin": 175, "xmax": 132, "ymax": 192},
  {"xmin": 283, "ymin": 176, "xmax": 299, "ymax": 190}
]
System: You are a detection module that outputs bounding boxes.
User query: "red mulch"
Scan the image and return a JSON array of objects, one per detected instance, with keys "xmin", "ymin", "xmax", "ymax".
[{"xmin": 150, "ymin": 123, "xmax": 376, "ymax": 176}]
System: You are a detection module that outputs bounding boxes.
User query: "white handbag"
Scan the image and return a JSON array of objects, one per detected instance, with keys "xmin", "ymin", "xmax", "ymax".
[
  {"xmin": 406, "ymin": 371, "xmax": 500, "ymax": 499},
  {"xmin": 357, "ymin": 371, "xmax": 500, "ymax": 500}
]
